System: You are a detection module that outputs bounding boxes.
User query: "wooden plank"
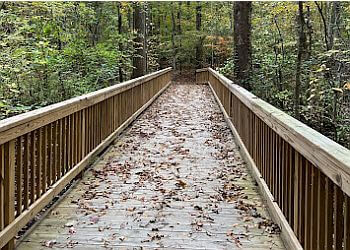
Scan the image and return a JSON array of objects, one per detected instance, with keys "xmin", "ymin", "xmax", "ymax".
[
  {"xmin": 0, "ymin": 145, "xmax": 4, "ymax": 230},
  {"xmin": 66, "ymin": 115, "xmax": 71, "ymax": 170},
  {"xmin": 316, "ymin": 171, "xmax": 326, "ymax": 250},
  {"xmin": 324, "ymin": 178, "xmax": 334, "ymax": 250},
  {"xmin": 16, "ymin": 137, "xmax": 23, "ymax": 216},
  {"xmin": 57, "ymin": 119, "xmax": 62, "ymax": 180},
  {"xmin": 3, "ymin": 140, "xmax": 15, "ymax": 250},
  {"xmin": 0, "ymin": 78, "xmax": 171, "ymax": 250},
  {"xmin": 334, "ymin": 185, "xmax": 344, "ymax": 250},
  {"xmin": 310, "ymin": 165, "xmax": 318, "ymax": 250},
  {"xmin": 41, "ymin": 126, "xmax": 47, "ymax": 193},
  {"xmin": 82, "ymin": 110, "xmax": 86, "ymax": 158},
  {"xmin": 36, "ymin": 128, "xmax": 42, "ymax": 198},
  {"xmin": 47, "ymin": 124, "xmax": 52, "ymax": 187},
  {"xmin": 293, "ymin": 151, "xmax": 299, "ymax": 236},
  {"xmin": 299, "ymin": 157, "xmax": 306, "ymax": 246},
  {"xmin": 71, "ymin": 113, "xmax": 75, "ymax": 167},
  {"xmin": 289, "ymin": 147, "xmax": 294, "ymax": 226},
  {"xmin": 0, "ymin": 68, "xmax": 172, "ymax": 145},
  {"xmin": 304, "ymin": 161, "xmax": 312, "ymax": 250},
  {"xmin": 52, "ymin": 122, "xmax": 57, "ymax": 183},
  {"xmin": 23, "ymin": 134, "xmax": 29, "ymax": 210},
  {"xmin": 345, "ymin": 196, "xmax": 350, "ymax": 250},
  {"xmin": 61, "ymin": 118, "xmax": 66, "ymax": 176},
  {"xmin": 30, "ymin": 131, "xmax": 36, "ymax": 204}
]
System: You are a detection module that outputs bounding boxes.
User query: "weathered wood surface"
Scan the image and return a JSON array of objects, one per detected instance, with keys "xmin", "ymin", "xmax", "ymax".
[
  {"xmin": 17, "ymin": 83, "xmax": 284, "ymax": 249},
  {"xmin": 206, "ymin": 68, "xmax": 350, "ymax": 198}
]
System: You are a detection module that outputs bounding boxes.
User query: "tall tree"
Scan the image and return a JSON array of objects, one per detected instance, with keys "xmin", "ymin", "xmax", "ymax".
[
  {"xmin": 233, "ymin": 1, "xmax": 252, "ymax": 90},
  {"xmin": 118, "ymin": 2, "xmax": 123, "ymax": 82},
  {"xmin": 294, "ymin": 2, "xmax": 307, "ymax": 119},
  {"xmin": 132, "ymin": 3, "xmax": 145, "ymax": 78},
  {"xmin": 195, "ymin": 2, "xmax": 203, "ymax": 69},
  {"xmin": 171, "ymin": 2, "xmax": 176, "ymax": 70}
]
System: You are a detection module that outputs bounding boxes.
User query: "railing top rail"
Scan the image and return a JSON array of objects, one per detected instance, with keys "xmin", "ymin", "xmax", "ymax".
[
  {"xmin": 205, "ymin": 67, "xmax": 350, "ymax": 197},
  {"xmin": 0, "ymin": 67, "xmax": 172, "ymax": 145}
]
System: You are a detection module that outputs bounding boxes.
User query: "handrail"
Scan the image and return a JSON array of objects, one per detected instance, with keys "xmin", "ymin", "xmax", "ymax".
[
  {"xmin": 0, "ymin": 68, "xmax": 172, "ymax": 249},
  {"xmin": 198, "ymin": 68, "xmax": 350, "ymax": 250},
  {"xmin": 207, "ymin": 68, "xmax": 350, "ymax": 197},
  {"xmin": 0, "ymin": 67, "xmax": 172, "ymax": 145}
]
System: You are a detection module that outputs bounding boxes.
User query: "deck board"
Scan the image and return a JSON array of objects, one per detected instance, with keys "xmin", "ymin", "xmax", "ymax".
[{"xmin": 17, "ymin": 83, "xmax": 285, "ymax": 249}]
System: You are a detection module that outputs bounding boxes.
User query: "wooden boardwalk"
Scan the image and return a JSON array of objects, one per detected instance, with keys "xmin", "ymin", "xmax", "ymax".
[{"xmin": 17, "ymin": 83, "xmax": 285, "ymax": 249}]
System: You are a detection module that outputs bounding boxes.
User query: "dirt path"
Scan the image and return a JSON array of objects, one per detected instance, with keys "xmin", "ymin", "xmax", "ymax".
[{"xmin": 17, "ymin": 83, "xmax": 284, "ymax": 249}]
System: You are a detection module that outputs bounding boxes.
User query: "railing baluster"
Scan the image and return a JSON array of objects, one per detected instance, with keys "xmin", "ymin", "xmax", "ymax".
[
  {"xmin": 334, "ymin": 185, "xmax": 344, "ymax": 250},
  {"xmin": 16, "ymin": 137, "xmax": 23, "ymax": 216},
  {"xmin": 4, "ymin": 140, "xmax": 15, "ymax": 249}
]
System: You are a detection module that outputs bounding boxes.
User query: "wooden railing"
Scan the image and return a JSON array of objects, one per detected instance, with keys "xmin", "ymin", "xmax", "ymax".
[
  {"xmin": 197, "ymin": 68, "xmax": 350, "ymax": 250},
  {"xmin": 0, "ymin": 68, "xmax": 172, "ymax": 249}
]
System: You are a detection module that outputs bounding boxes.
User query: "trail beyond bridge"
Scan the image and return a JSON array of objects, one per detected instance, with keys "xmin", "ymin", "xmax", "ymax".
[{"xmin": 0, "ymin": 68, "xmax": 350, "ymax": 250}]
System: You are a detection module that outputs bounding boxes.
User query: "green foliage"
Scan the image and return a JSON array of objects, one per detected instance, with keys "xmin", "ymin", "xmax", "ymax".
[{"xmin": 0, "ymin": 2, "xmax": 133, "ymax": 119}]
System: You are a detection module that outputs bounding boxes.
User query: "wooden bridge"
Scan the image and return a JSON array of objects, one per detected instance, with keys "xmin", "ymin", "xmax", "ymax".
[{"xmin": 0, "ymin": 68, "xmax": 349, "ymax": 249}]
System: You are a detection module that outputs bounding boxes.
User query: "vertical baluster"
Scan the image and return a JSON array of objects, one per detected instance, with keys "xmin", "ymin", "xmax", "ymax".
[
  {"xmin": 324, "ymin": 177, "xmax": 334, "ymax": 250},
  {"xmin": 52, "ymin": 122, "xmax": 57, "ymax": 183},
  {"xmin": 293, "ymin": 151, "xmax": 299, "ymax": 235},
  {"xmin": 57, "ymin": 119, "xmax": 62, "ymax": 179},
  {"xmin": 334, "ymin": 185, "xmax": 344, "ymax": 250},
  {"xmin": 316, "ymin": 171, "xmax": 326, "ymax": 250},
  {"xmin": 0, "ymin": 145, "xmax": 4, "ymax": 230},
  {"xmin": 66, "ymin": 115, "xmax": 71, "ymax": 170},
  {"xmin": 23, "ymin": 134, "xmax": 30, "ymax": 209},
  {"xmin": 288, "ymin": 146, "xmax": 294, "ymax": 226},
  {"xmin": 299, "ymin": 157, "xmax": 305, "ymax": 246},
  {"xmin": 36, "ymin": 128, "xmax": 42, "ymax": 199},
  {"xmin": 74, "ymin": 112, "xmax": 78, "ymax": 164},
  {"xmin": 16, "ymin": 137, "xmax": 23, "ymax": 216},
  {"xmin": 304, "ymin": 161, "xmax": 312, "ymax": 249},
  {"xmin": 344, "ymin": 196, "xmax": 350, "ymax": 249},
  {"xmin": 82, "ymin": 110, "xmax": 86, "ymax": 158},
  {"xmin": 47, "ymin": 124, "xmax": 52, "ymax": 187},
  {"xmin": 41, "ymin": 126, "xmax": 47, "ymax": 193},
  {"xmin": 310, "ymin": 165, "xmax": 318, "ymax": 249},
  {"xmin": 30, "ymin": 131, "xmax": 36, "ymax": 203},
  {"xmin": 61, "ymin": 117, "xmax": 66, "ymax": 176},
  {"xmin": 4, "ymin": 140, "xmax": 15, "ymax": 249},
  {"xmin": 70, "ymin": 113, "xmax": 75, "ymax": 166}
]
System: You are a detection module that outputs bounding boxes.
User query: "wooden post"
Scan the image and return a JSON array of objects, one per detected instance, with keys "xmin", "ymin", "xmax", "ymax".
[{"xmin": 3, "ymin": 140, "xmax": 15, "ymax": 250}]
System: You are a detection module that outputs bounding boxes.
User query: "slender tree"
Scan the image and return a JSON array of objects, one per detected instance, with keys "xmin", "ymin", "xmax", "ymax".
[
  {"xmin": 132, "ymin": 2, "xmax": 145, "ymax": 78},
  {"xmin": 118, "ymin": 2, "xmax": 123, "ymax": 82},
  {"xmin": 294, "ymin": 2, "xmax": 307, "ymax": 119},
  {"xmin": 195, "ymin": 2, "xmax": 203, "ymax": 69},
  {"xmin": 233, "ymin": 1, "xmax": 252, "ymax": 90}
]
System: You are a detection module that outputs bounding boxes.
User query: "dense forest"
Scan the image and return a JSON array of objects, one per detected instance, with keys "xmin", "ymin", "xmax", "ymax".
[{"xmin": 0, "ymin": 1, "xmax": 349, "ymax": 148}]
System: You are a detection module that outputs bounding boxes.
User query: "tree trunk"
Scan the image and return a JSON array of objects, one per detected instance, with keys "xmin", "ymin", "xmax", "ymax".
[
  {"xmin": 178, "ymin": 2, "xmax": 182, "ymax": 71},
  {"xmin": 127, "ymin": 7, "xmax": 132, "ymax": 31},
  {"xmin": 328, "ymin": 1, "xmax": 341, "ymax": 49},
  {"xmin": 171, "ymin": 3, "xmax": 176, "ymax": 70},
  {"xmin": 132, "ymin": 3, "xmax": 145, "ymax": 78},
  {"xmin": 233, "ymin": 1, "xmax": 252, "ymax": 90},
  {"xmin": 144, "ymin": 3, "xmax": 148, "ymax": 73},
  {"xmin": 118, "ymin": 2, "xmax": 123, "ymax": 82},
  {"xmin": 195, "ymin": 2, "xmax": 203, "ymax": 69},
  {"xmin": 294, "ymin": 2, "xmax": 307, "ymax": 119}
]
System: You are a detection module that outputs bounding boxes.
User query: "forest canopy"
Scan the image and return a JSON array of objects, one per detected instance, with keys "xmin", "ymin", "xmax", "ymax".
[{"xmin": 0, "ymin": 1, "xmax": 349, "ymax": 148}]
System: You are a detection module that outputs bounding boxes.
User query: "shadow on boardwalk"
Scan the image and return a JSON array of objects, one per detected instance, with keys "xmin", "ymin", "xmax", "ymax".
[{"xmin": 17, "ymin": 82, "xmax": 284, "ymax": 249}]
